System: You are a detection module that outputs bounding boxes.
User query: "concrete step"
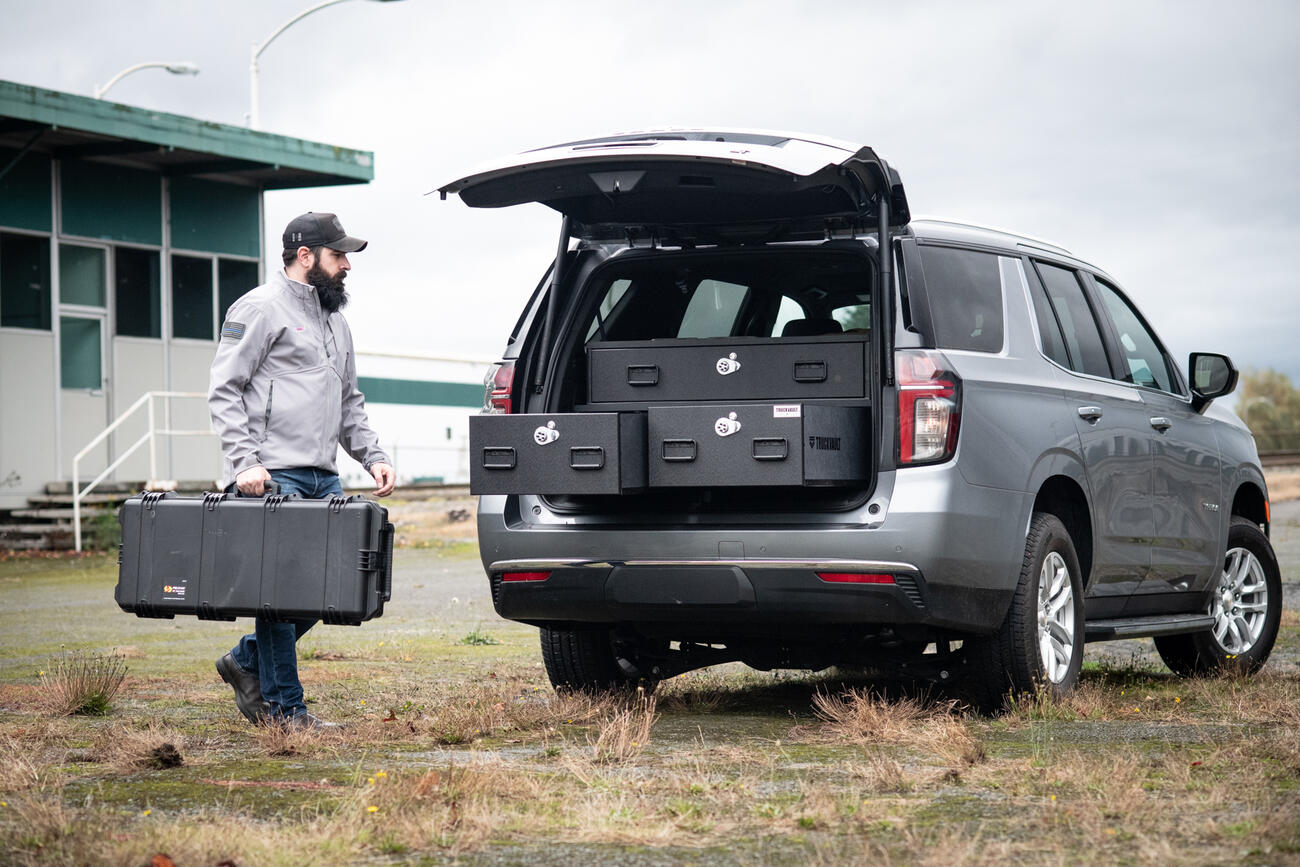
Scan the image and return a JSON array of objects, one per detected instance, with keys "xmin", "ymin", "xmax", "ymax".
[
  {"xmin": 0, "ymin": 522, "xmax": 76, "ymax": 535},
  {"xmin": 26, "ymin": 493, "xmax": 129, "ymax": 507},
  {"xmin": 10, "ymin": 507, "xmax": 110, "ymax": 521},
  {"xmin": 44, "ymin": 479, "xmax": 216, "ymax": 495}
]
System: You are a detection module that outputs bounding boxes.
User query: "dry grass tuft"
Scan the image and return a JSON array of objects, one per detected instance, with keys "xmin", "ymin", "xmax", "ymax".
[
  {"xmin": 90, "ymin": 724, "xmax": 188, "ymax": 773},
  {"xmin": 251, "ymin": 719, "xmax": 343, "ymax": 757},
  {"xmin": 585, "ymin": 689, "xmax": 657, "ymax": 764},
  {"xmin": 38, "ymin": 649, "xmax": 127, "ymax": 716},
  {"xmin": 0, "ymin": 732, "xmax": 41, "ymax": 790}
]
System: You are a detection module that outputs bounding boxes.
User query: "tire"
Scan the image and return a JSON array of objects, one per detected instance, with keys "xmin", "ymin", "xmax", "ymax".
[
  {"xmin": 540, "ymin": 626, "xmax": 633, "ymax": 692},
  {"xmin": 964, "ymin": 512, "xmax": 1086, "ymax": 713},
  {"xmin": 1155, "ymin": 517, "xmax": 1282, "ymax": 676}
]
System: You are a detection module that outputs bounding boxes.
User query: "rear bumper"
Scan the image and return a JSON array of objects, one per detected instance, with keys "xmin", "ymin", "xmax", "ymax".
[{"xmin": 477, "ymin": 465, "xmax": 1033, "ymax": 634}]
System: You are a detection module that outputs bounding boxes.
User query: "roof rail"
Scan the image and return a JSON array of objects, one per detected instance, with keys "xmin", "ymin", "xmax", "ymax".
[{"xmin": 909, "ymin": 216, "xmax": 1072, "ymax": 256}]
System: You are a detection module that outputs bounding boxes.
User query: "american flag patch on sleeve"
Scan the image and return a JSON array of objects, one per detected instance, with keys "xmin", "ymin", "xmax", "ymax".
[{"xmin": 220, "ymin": 321, "xmax": 246, "ymax": 341}]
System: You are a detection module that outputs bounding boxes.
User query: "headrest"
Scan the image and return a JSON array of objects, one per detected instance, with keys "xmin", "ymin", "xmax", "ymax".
[{"xmin": 781, "ymin": 318, "xmax": 843, "ymax": 337}]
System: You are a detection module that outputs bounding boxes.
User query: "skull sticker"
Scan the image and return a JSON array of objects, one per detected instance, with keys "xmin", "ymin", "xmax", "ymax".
[
  {"xmin": 533, "ymin": 420, "xmax": 560, "ymax": 445},
  {"xmin": 714, "ymin": 412, "xmax": 742, "ymax": 437},
  {"xmin": 715, "ymin": 352, "xmax": 741, "ymax": 376}
]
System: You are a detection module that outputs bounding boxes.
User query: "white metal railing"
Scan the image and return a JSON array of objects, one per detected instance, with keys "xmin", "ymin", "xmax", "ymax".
[{"xmin": 72, "ymin": 391, "xmax": 214, "ymax": 551}]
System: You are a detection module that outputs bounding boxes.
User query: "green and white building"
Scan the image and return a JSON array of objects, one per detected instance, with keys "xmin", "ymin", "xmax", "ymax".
[{"xmin": 0, "ymin": 80, "xmax": 479, "ymax": 517}]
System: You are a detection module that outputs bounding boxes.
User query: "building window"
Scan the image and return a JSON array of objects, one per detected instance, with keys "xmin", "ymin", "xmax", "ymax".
[
  {"xmin": 218, "ymin": 258, "xmax": 259, "ymax": 317},
  {"xmin": 60, "ymin": 316, "xmax": 102, "ymax": 389},
  {"xmin": 114, "ymin": 247, "xmax": 161, "ymax": 337},
  {"xmin": 172, "ymin": 255, "xmax": 213, "ymax": 340},
  {"xmin": 59, "ymin": 244, "xmax": 106, "ymax": 307},
  {"xmin": 0, "ymin": 232, "xmax": 52, "ymax": 330}
]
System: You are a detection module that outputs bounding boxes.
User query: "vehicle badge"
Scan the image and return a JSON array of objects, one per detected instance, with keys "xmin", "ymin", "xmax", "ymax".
[
  {"xmin": 715, "ymin": 352, "xmax": 741, "ymax": 376},
  {"xmin": 714, "ymin": 412, "xmax": 742, "ymax": 437},
  {"xmin": 533, "ymin": 420, "xmax": 560, "ymax": 445}
]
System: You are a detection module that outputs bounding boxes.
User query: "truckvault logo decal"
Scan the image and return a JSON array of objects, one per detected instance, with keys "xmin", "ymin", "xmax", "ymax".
[
  {"xmin": 715, "ymin": 352, "xmax": 741, "ymax": 375},
  {"xmin": 533, "ymin": 421, "xmax": 560, "ymax": 445},
  {"xmin": 715, "ymin": 412, "xmax": 742, "ymax": 437},
  {"xmin": 808, "ymin": 436, "xmax": 842, "ymax": 451}
]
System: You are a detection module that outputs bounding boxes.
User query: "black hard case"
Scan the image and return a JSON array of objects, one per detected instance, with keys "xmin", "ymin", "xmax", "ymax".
[
  {"xmin": 115, "ymin": 491, "xmax": 393, "ymax": 625},
  {"xmin": 587, "ymin": 335, "xmax": 868, "ymax": 406},
  {"xmin": 648, "ymin": 403, "xmax": 869, "ymax": 488},
  {"xmin": 469, "ymin": 412, "xmax": 646, "ymax": 495}
]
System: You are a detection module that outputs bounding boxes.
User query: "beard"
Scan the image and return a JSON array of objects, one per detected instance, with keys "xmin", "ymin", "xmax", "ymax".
[{"xmin": 306, "ymin": 262, "xmax": 349, "ymax": 312}]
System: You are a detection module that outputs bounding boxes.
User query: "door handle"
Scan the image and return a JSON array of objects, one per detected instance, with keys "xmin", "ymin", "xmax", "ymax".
[
  {"xmin": 1077, "ymin": 406, "xmax": 1103, "ymax": 422},
  {"xmin": 1150, "ymin": 417, "xmax": 1172, "ymax": 432}
]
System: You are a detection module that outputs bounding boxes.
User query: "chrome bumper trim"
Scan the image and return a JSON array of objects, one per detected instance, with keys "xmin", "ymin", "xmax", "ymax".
[{"xmin": 488, "ymin": 558, "xmax": 920, "ymax": 574}]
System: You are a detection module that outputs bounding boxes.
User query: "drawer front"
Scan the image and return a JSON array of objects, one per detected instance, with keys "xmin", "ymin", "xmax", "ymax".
[
  {"xmin": 469, "ymin": 412, "xmax": 646, "ymax": 495},
  {"xmin": 648, "ymin": 404, "xmax": 869, "ymax": 488},
  {"xmin": 589, "ymin": 338, "xmax": 866, "ymax": 404}
]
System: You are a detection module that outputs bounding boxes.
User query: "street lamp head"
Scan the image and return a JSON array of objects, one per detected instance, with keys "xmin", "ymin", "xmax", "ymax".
[{"xmin": 164, "ymin": 63, "xmax": 201, "ymax": 76}]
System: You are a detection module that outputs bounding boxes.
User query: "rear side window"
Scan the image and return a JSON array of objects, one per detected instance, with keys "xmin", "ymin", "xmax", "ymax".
[
  {"xmin": 1034, "ymin": 262, "xmax": 1111, "ymax": 379},
  {"xmin": 1025, "ymin": 264, "xmax": 1071, "ymax": 368},
  {"xmin": 1094, "ymin": 278, "xmax": 1177, "ymax": 393},
  {"xmin": 918, "ymin": 246, "xmax": 1004, "ymax": 352},
  {"xmin": 678, "ymin": 279, "xmax": 749, "ymax": 338}
]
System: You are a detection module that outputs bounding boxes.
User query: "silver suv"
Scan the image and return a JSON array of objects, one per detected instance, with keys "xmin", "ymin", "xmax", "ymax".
[{"xmin": 439, "ymin": 129, "xmax": 1281, "ymax": 710}]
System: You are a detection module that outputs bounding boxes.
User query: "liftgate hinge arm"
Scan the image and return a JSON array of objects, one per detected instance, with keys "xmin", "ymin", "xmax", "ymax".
[{"xmin": 533, "ymin": 215, "xmax": 571, "ymax": 392}]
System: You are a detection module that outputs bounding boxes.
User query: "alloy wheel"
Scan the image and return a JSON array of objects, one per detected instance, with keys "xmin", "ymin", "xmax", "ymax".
[{"xmin": 1037, "ymin": 551, "xmax": 1076, "ymax": 683}]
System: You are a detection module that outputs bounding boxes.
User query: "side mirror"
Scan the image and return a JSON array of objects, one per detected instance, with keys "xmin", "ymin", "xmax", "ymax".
[{"xmin": 1188, "ymin": 352, "xmax": 1238, "ymax": 414}]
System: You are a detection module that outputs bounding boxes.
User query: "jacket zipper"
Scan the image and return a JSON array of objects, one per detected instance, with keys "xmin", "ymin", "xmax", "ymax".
[{"xmin": 264, "ymin": 381, "xmax": 274, "ymax": 433}]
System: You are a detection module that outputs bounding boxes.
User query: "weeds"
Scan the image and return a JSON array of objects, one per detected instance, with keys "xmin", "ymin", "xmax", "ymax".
[
  {"xmin": 38, "ymin": 649, "xmax": 127, "ymax": 716},
  {"xmin": 458, "ymin": 627, "xmax": 500, "ymax": 646}
]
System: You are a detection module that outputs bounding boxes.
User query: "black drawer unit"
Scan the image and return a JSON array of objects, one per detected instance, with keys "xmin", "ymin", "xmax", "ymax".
[
  {"xmin": 588, "ymin": 336, "xmax": 867, "ymax": 405},
  {"xmin": 469, "ymin": 412, "xmax": 647, "ymax": 495},
  {"xmin": 648, "ymin": 403, "xmax": 869, "ymax": 488}
]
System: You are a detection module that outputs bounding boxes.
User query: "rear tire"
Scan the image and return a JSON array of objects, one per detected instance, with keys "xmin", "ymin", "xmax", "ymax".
[
  {"xmin": 1155, "ymin": 517, "xmax": 1281, "ymax": 676},
  {"xmin": 964, "ymin": 512, "xmax": 1085, "ymax": 713},
  {"xmin": 540, "ymin": 626, "xmax": 637, "ymax": 692}
]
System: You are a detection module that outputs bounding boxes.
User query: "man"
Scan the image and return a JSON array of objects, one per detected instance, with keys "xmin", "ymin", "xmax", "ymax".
[{"xmin": 209, "ymin": 212, "xmax": 396, "ymax": 729}]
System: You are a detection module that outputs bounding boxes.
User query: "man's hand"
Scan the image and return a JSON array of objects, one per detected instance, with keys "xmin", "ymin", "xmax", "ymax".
[
  {"xmin": 235, "ymin": 466, "xmax": 273, "ymax": 496},
  {"xmin": 369, "ymin": 462, "xmax": 396, "ymax": 497}
]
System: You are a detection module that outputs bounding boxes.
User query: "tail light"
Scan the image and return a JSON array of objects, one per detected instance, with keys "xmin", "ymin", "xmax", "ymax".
[
  {"xmin": 482, "ymin": 361, "xmax": 515, "ymax": 414},
  {"xmin": 896, "ymin": 350, "xmax": 961, "ymax": 465}
]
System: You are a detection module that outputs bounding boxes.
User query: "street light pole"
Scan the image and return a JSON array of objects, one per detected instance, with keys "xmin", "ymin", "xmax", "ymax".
[
  {"xmin": 95, "ymin": 61, "xmax": 200, "ymax": 100},
  {"xmin": 247, "ymin": 0, "xmax": 403, "ymax": 129}
]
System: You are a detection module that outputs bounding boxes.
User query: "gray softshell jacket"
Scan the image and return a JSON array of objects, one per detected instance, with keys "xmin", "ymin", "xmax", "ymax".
[{"xmin": 209, "ymin": 269, "xmax": 389, "ymax": 488}]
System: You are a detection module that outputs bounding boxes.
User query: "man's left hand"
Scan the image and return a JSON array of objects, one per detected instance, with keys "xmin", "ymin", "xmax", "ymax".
[{"xmin": 369, "ymin": 462, "xmax": 396, "ymax": 497}]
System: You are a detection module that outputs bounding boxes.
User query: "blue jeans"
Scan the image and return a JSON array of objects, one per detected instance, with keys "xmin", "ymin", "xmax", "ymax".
[{"xmin": 229, "ymin": 468, "xmax": 344, "ymax": 720}]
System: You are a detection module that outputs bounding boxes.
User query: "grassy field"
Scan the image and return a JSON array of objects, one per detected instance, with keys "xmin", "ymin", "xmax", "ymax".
[{"xmin": 1, "ymin": 506, "xmax": 1299, "ymax": 864}]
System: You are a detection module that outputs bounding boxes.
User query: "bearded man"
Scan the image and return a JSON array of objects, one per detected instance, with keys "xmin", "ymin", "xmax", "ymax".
[{"xmin": 209, "ymin": 212, "xmax": 396, "ymax": 729}]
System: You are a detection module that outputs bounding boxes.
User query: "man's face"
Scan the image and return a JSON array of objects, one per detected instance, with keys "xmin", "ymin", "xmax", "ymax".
[{"xmin": 304, "ymin": 247, "xmax": 351, "ymax": 312}]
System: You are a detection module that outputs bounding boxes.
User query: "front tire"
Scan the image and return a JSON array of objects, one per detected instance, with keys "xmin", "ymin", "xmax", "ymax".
[
  {"xmin": 1155, "ymin": 517, "xmax": 1282, "ymax": 676},
  {"xmin": 964, "ymin": 512, "xmax": 1085, "ymax": 713}
]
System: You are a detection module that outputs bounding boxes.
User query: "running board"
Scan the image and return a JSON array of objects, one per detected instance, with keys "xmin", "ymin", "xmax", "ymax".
[{"xmin": 1084, "ymin": 613, "xmax": 1215, "ymax": 642}]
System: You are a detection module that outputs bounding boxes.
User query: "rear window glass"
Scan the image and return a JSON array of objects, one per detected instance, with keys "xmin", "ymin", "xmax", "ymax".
[
  {"xmin": 582, "ymin": 253, "xmax": 872, "ymax": 343},
  {"xmin": 918, "ymin": 246, "xmax": 1004, "ymax": 352}
]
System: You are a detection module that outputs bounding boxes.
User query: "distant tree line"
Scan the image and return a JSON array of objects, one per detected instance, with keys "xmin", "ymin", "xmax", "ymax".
[{"xmin": 1237, "ymin": 368, "xmax": 1300, "ymax": 453}]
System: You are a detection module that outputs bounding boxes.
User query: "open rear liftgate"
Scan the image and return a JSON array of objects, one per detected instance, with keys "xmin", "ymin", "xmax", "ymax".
[{"xmin": 469, "ymin": 187, "xmax": 896, "ymax": 497}]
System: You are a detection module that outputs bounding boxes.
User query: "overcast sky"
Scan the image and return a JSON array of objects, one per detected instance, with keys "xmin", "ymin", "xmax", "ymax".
[{"xmin": 4, "ymin": 0, "xmax": 1298, "ymax": 384}]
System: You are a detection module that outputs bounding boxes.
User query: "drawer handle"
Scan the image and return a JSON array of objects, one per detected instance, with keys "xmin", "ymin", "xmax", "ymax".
[
  {"xmin": 482, "ymin": 447, "xmax": 516, "ymax": 470},
  {"xmin": 569, "ymin": 446, "xmax": 605, "ymax": 470},
  {"xmin": 793, "ymin": 361, "xmax": 827, "ymax": 383},
  {"xmin": 752, "ymin": 437, "xmax": 789, "ymax": 461},
  {"xmin": 627, "ymin": 364, "xmax": 659, "ymax": 386},
  {"xmin": 661, "ymin": 438, "xmax": 697, "ymax": 462}
]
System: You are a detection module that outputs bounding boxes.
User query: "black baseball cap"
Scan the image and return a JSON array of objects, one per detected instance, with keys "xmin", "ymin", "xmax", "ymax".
[{"xmin": 282, "ymin": 212, "xmax": 368, "ymax": 253}]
